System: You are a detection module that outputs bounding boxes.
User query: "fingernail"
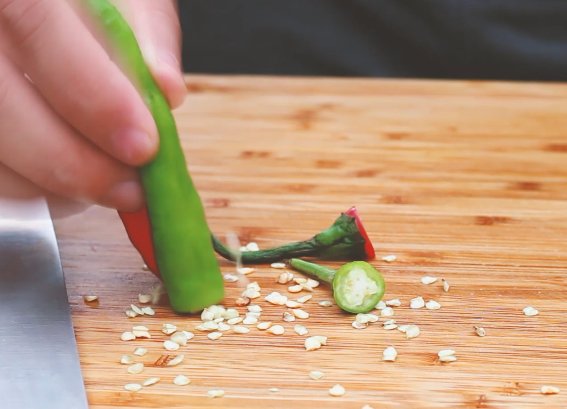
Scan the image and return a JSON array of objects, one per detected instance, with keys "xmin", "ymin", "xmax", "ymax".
[
  {"xmin": 158, "ymin": 52, "xmax": 188, "ymax": 109},
  {"xmin": 104, "ymin": 180, "xmax": 144, "ymax": 212},
  {"xmin": 112, "ymin": 128, "xmax": 157, "ymax": 165}
]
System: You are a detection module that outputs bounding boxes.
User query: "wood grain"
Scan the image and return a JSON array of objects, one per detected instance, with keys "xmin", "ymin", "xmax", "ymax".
[{"xmin": 54, "ymin": 75, "xmax": 567, "ymax": 409}]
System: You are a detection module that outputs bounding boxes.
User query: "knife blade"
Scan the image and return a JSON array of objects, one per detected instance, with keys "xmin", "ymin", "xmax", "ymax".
[{"xmin": 0, "ymin": 197, "xmax": 88, "ymax": 408}]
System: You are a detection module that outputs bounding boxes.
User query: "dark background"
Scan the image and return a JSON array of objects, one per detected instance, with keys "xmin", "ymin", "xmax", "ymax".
[{"xmin": 179, "ymin": 0, "xmax": 567, "ymax": 81}]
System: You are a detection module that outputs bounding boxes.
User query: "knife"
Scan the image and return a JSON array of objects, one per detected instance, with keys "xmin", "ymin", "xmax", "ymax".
[{"xmin": 0, "ymin": 197, "xmax": 89, "ymax": 408}]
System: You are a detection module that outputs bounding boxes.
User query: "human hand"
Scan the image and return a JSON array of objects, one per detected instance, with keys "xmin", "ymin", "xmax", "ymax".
[{"xmin": 0, "ymin": 0, "xmax": 185, "ymax": 215}]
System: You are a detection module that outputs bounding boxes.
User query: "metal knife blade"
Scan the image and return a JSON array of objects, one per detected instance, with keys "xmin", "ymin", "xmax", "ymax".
[{"xmin": 0, "ymin": 197, "xmax": 88, "ymax": 408}]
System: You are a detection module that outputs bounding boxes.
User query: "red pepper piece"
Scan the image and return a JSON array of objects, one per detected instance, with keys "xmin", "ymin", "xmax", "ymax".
[
  {"xmin": 118, "ymin": 208, "xmax": 160, "ymax": 277},
  {"xmin": 344, "ymin": 206, "xmax": 376, "ymax": 259}
]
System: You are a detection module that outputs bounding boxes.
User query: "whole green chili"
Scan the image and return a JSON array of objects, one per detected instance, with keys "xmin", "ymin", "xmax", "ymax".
[
  {"xmin": 88, "ymin": 0, "xmax": 224, "ymax": 313},
  {"xmin": 289, "ymin": 258, "xmax": 385, "ymax": 313}
]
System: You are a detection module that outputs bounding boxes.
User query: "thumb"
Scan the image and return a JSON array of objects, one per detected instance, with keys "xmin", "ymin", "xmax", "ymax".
[{"xmin": 114, "ymin": 0, "xmax": 187, "ymax": 110}]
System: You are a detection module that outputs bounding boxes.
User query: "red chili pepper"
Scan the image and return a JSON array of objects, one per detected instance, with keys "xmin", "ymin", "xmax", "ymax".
[
  {"xmin": 118, "ymin": 208, "xmax": 160, "ymax": 277},
  {"xmin": 344, "ymin": 206, "xmax": 376, "ymax": 259}
]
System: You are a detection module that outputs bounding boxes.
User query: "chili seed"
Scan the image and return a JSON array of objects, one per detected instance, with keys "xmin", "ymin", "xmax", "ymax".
[
  {"xmin": 474, "ymin": 326, "xmax": 486, "ymax": 337},
  {"xmin": 218, "ymin": 323, "xmax": 232, "ymax": 332},
  {"xmin": 283, "ymin": 312, "xmax": 296, "ymax": 322},
  {"xmin": 138, "ymin": 294, "xmax": 152, "ymax": 304},
  {"xmin": 442, "ymin": 279, "xmax": 450, "ymax": 292},
  {"xmin": 162, "ymin": 323, "xmax": 177, "ymax": 335},
  {"xmin": 120, "ymin": 355, "xmax": 134, "ymax": 364},
  {"xmin": 375, "ymin": 301, "xmax": 386, "ymax": 310},
  {"xmin": 132, "ymin": 325, "xmax": 149, "ymax": 331},
  {"xmin": 381, "ymin": 307, "xmax": 394, "ymax": 317},
  {"xmin": 382, "ymin": 255, "xmax": 397, "ymax": 262},
  {"xmin": 406, "ymin": 325, "xmax": 420, "ymax": 339},
  {"xmin": 167, "ymin": 355, "xmax": 185, "ymax": 366},
  {"xmin": 269, "ymin": 387, "xmax": 279, "ymax": 392},
  {"xmin": 288, "ymin": 285, "xmax": 303, "ymax": 293},
  {"xmin": 397, "ymin": 325, "xmax": 410, "ymax": 333},
  {"xmin": 243, "ymin": 316, "xmax": 258, "ymax": 325},
  {"xmin": 133, "ymin": 348, "xmax": 147, "ymax": 357},
  {"xmin": 125, "ymin": 310, "xmax": 137, "ymax": 318},
  {"xmin": 286, "ymin": 300, "xmax": 301, "ymax": 308},
  {"xmin": 318, "ymin": 300, "xmax": 333, "ymax": 307},
  {"xmin": 127, "ymin": 363, "xmax": 144, "ymax": 374},
  {"xmin": 208, "ymin": 332, "xmax": 223, "ymax": 340},
  {"xmin": 131, "ymin": 304, "xmax": 144, "ymax": 315},
  {"xmin": 248, "ymin": 305, "xmax": 262, "ymax": 313},
  {"xmin": 223, "ymin": 308, "xmax": 240, "ymax": 319},
  {"xmin": 164, "ymin": 340, "xmax": 180, "ymax": 351},
  {"xmin": 297, "ymin": 295, "xmax": 313, "ymax": 303},
  {"xmin": 292, "ymin": 309, "xmax": 309, "ymax": 319},
  {"xmin": 141, "ymin": 306, "xmax": 155, "ymax": 315},
  {"xmin": 383, "ymin": 346, "xmax": 397, "ymax": 361},
  {"xmin": 352, "ymin": 321, "xmax": 368, "ymax": 329},
  {"xmin": 83, "ymin": 295, "xmax": 98, "ymax": 302},
  {"xmin": 142, "ymin": 377, "xmax": 160, "ymax": 387},
  {"xmin": 294, "ymin": 324, "xmax": 308, "ymax": 335},
  {"xmin": 309, "ymin": 370, "xmax": 325, "ymax": 380},
  {"xmin": 426, "ymin": 300, "xmax": 441, "ymax": 310},
  {"xmin": 237, "ymin": 267, "xmax": 255, "ymax": 275},
  {"xmin": 121, "ymin": 332, "xmax": 136, "ymax": 341},
  {"xmin": 124, "ymin": 383, "xmax": 142, "ymax": 392},
  {"xmin": 438, "ymin": 349, "xmax": 456, "ymax": 358},
  {"xmin": 410, "ymin": 297, "xmax": 425, "ymax": 309},
  {"xmin": 277, "ymin": 272, "xmax": 294, "ymax": 284},
  {"xmin": 257, "ymin": 322, "xmax": 272, "ymax": 330},
  {"xmin": 328, "ymin": 384, "xmax": 346, "ymax": 397},
  {"xmin": 541, "ymin": 385, "xmax": 560, "ymax": 395},
  {"xmin": 294, "ymin": 278, "xmax": 307, "ymax": 284},
  {"xmin": 207, "ymin": 389, "xmax": 225, "ymax": 398},
  {"xmin": 267, "ymin": 325, "xmax": 285, "ymax": 335},
  {"xmin": 235, "ymin": 297, "xmax": 251, "ymax": 306},
  {"xmin": 383, "ymin": 324, "xmax": 398, "ymax": 330},
  {"xmin": 233, "ymin": 325, "xmax": 250, "ymax": 334},
  {"xmin": 271, "ymin": 263, "xmax": 286, "ymax": 269},
  {"xmin": 421, "ymin": 276, "xmax": 438, "ymax": 285},
  {"xmin": 132, "ymin": 330, "xmax": 151, "ymax": 339},
  {"xmin": 439, "ymin": 355, "xmax": 457, "ymax": 362},
  {"xmin": 307, "ymin": 279, "xmax": 320, "ymax": 288},
  {"xmin": 246, "ymin": 242, "xmax": 260, "ymax": 251},
  {"xmin": 173, "ymin": 375, "xmax": 191, "ymax": 386},
  {"xmin": 523, "ymin": 306, "xmax": 539, "ymax": 316},
  {"xmin": 386, "ymin": 299, "xmax": 401, "ymax": 307},
  {"xmin": 227, "ymin": 317, "xmax": 243, "ymax": 325},
  {"xmin": 223, "ymin": 273, "xmax": 239, "ymax": 283},
  {"xmin": 171, "ymin": 332, "xmax": 188, "ymax": 346}
]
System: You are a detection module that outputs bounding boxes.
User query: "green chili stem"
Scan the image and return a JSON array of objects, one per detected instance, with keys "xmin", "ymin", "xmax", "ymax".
[
  {"xmin": 212, "ymin": 212, "xmax": 370, "ymax": 264},
  {"xmin": 88, "ymin": 0, "xmax": 223, "ymax": 313},
  {"xmin": 288, "ymin": 258, "xmax": 335, "ymax": 283}
]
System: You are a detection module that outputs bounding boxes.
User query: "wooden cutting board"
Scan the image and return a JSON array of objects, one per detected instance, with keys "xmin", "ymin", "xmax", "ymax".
[{"xmin": 54, "ymin": 75, "xmax": 567, "ymax": 409}]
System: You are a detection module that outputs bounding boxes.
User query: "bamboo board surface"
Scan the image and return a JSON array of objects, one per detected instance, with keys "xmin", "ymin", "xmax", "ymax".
[{"xmin": 54, "ymin": 75, "xmax": 567, "ymax": 409}]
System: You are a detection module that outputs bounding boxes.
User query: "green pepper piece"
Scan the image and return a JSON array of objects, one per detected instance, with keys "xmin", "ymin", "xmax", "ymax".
[
  {"xmin": 289, "ymin": 259, "xmax": 385, "ymax": 313},
  {"xmin": 87, "ymin": 0, "xmax": 224, "ymax": 313}
]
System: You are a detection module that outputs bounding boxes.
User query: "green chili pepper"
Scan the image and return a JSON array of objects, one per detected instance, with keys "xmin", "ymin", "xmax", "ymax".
[
  {"xmin": 289, "ymin": 259, "xmax": 385, "ymax": 313},
  {"xmin": 87, "ymin": 0, "xmax": 224, "ymax": 313},
  {"xmin": 212, "ymin": 207, "xmax": 375, "ymax": 264}
]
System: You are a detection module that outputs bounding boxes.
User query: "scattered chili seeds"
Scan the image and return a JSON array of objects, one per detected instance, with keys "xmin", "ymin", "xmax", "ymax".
[
  {"xmin": 386, "ymin": 299, "xmax": 401, "ymax": 307},
  {"xmin": 237, "ymin": 267, "xmax": 255, "ymax": 275},
  {"xmin": 133, "ymin": 348, "xmax": 147, "ymax": 357},
  {"xmin": 283, "ymin": 312, "xmax": 295, "ymax": 322},
  {"xmin": 120, "ymin": 355, "xmax": 134, "ymax": 364},
  {"xmin": 162, "ymin": 323, "xmax": 177, "ymax": 335},
  {"xmin": 243, "ymin": 316, "xmax": 258, "ymax": 325},
  {"xmin": 352, "ymin": 321, "xmax": 368, "ymax": 329},
  {"xmin": 421, "ymin": 276, "xmax": 438, "ymax": 285},
  {"xmin": 383, "ymin": 346, "xmax": 397, "ymax": 361},
  {"xmin": 442, "ymin": 279, "xmax": 450, "ymax": 292},
  {"xmin": 173, "ymin": 375, "xmax": 191, "ymax": 386},
  {"xmin": 248, "ymin": 305, "xmax": 262, "ymax": 313},
  {"xmin": 382, "ymin": 255, "xmax": 397, "ymax": 262},
  {"xmin": 474, "ymin": 326, "xmax": 486, "ymax": 337},
  {"xmin": 294, "ymin": 324, "xmax": 308, "ymax": 335},
  {"xmin": 426, "ymin": 300, "xmax": 441, "ymax": 310},
  {"xmin": 233, "ymin": 325, "xmax": 250, "ymax": 334},
  {"xmin": 410, "ymin": 297, "xmax": 425, "ymax": 309},
  {"xmin": 318, "ymin": 300, "xmax": 333, "ymax": 307},
  {"xmin": 292, "ymin": 309, "xmax": 309, "ymax": 319},
  {"xmin": 208, "ymin": 332, "xmax": 223, "ymax": 340},
  {"xmin": 132, "ymin": 330, "xmax": 151, "ymax": 339},
  {"xmin": 124, "ymin": 383, "xmax": 142, "ymax": 392},
  {"xmin": 383, "ymin": 323, "xmax": 398, "ymax": 330},
  {"xmin": 223, "ymin": 273, "xmax": 239, "ymax": 283},
  {"xmin": 286, "ymin": 300, "xmax": 301, "ymax": 308},
  {"xmin": 130, "ymin": 304, "xmax": 144, "ymax": 315},
  {"xmin": 138, "ymin": 294, "xmax": 152, "ymax": 304},
  {"xmin": 309, "ymin": 370, "xmax": 325, "ymax": 380},
  {"xmin": 297, "ymin": 295, "xmax": 313, "ymax": 303},
  {"xmin": 83, "ymin": 295, "xmax": 98, "ymax": 302},
  {"xmin": 125, "ymin": 310, "xmax": 137, "ymax": 318},
  {"xmin": 277, "ymin": 272, "xmax": 294, "ymax": 284},
  {"xmin": 142, "ymin": 377, "xmax": 160, "ymax": 387},
  {"xmin": 397, "ymin": 325, "xmax": 410, "ymax": 333},
  {"xmin": 246, "ymin": 242, "xmax": 260, "ymax": 251},
  {"xmin": 141, "ymin": 306, "xmax": 155, "ymax": 315},
  {"xmin": 127, "ymin": 363, "xmax": 144, "ymax": 374},
  {"xmin": 406, "ymin": 325, "xmax": 420, "ymax": 339},
  {"xmin": 235, "ymin": 297, "xmax": 250, "ymax": 306},
  {"xmin": 171, "ymin": 332, "xmax": 188, "ymax": 346},
  {"xmin": 121, "ymin": 331, "xmax": 136, "ymax": 341},
  {"xmin": 523, "ymin": 306, "xmax": 539, "ymax": 316},
  {"xmin": 164, "ymin": 340, "xmax": 180, "ymax": 351},
  {"xmin": 271, "ymin": 263, "xmax": 286, "ymax": 269},
  {"xmin": 381, "ymin": 307, "xmax": 394, "ymax": 317},
  {"xmin": 305, "ymin": 336, "xmax": 324, "ymax": 351},
  {"xmin": 257, "ymin": 322, "xmax": 272, "ymax": 330},
  {"xmin": 307, "ymin": 279, "xmax": 320, "ymax": 288},
  {"xmin": 288, "ymin": 285, "xmax": 303, "ymax": 293},
  {"xmin": 167, "ymin": 355, "xmax": 185, "ymax": 366},
  {"xmin": 265, "ymin": 292, "xmax": 288, "ymax": 305},
  {"xmin": 328, "ymin": 384, "xmax": 346, "ymax": 397},
  {"xmin": 207, "ymin": 389, "xmax": 225, "ymax": 398},
  {"xmin": 375, "ymin": 301, "xmax": 386, "ymax": 310},
  {"xmin": 541, "ymin": 385, "xmax": 560, "ymax": 395},
  {"xmin": 223, "ymin": 308, "xmax": 239, "ymax": 320},
  {"xmin": 267, "ymin": 325, "xmax": 285, "ymax": 335}
]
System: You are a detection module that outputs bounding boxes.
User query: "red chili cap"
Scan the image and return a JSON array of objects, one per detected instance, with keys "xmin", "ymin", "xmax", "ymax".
[{"xmin": 344, "ymin": 206, "xmax": 376, "ymax": 259}]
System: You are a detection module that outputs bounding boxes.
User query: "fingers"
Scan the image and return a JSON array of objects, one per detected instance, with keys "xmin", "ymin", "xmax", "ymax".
[
  {"xmin": 114, "ymin": 0, "xmax": 187, "ymax": 109},
  {"xmin": 0, "ymin": 0, "xmax": 159, "ymax": 166},
  {"xmin": 0, "ymin": 51, "xmax": 144, "ymax": 212}
]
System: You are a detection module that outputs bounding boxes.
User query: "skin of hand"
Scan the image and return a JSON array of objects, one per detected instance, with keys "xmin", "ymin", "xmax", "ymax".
[{"xmin": 0, "ymin": 0, "xmax": 186, "ymax": 217}]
